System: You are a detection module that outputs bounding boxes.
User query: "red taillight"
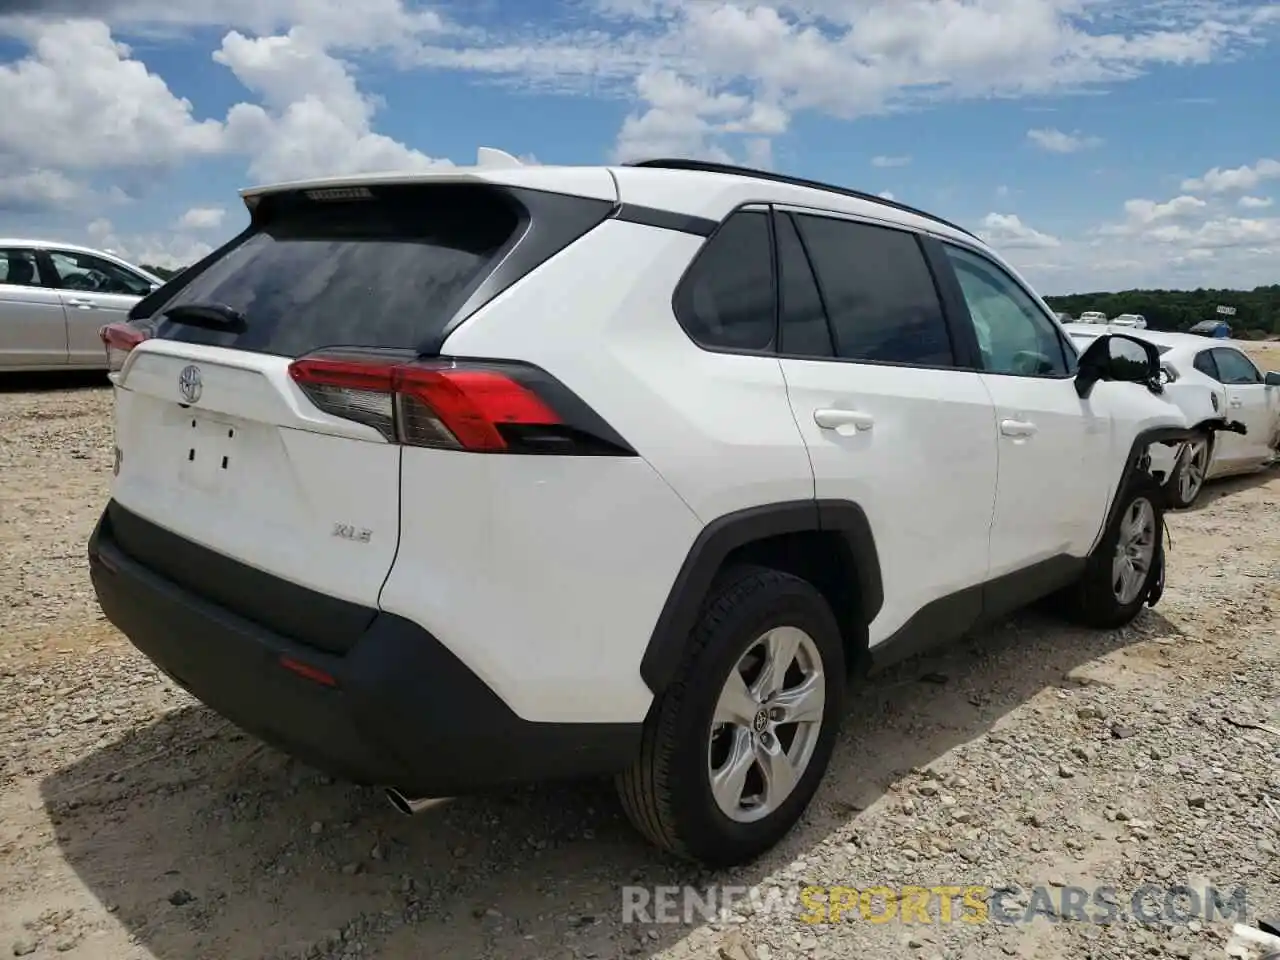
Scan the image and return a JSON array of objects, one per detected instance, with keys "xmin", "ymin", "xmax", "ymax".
[
  {"xmin": 100, "ymin": 322, "xmax": 149, "ymax": 373},
  {"xmin": 287, "ymin": 354, "xmax": 563, "ymax": 452}
]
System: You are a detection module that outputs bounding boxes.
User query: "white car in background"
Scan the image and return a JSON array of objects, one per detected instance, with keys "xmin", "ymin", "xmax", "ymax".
[
  {"xmin": 1078, "ymin": 311, "xmax": 1108, "ymax": 324},
  {"xmin": 0, "ymin": 240, "xmax": 164, "ymax": 372},
  {"xmin": 1111, "ymin": 313, "xmax": 1147, "ymax": 329},
  {"xmin": 1065, "ymin": 324, "xmax": 1280, "ymax": 507}
]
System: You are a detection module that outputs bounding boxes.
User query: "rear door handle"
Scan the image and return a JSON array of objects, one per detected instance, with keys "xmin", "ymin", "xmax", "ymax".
[
  {"xmin": 1229, "ymin": 398, "xmax": 1243, "ymax": 408},
  {"xmin": 67, "ymin": 298, "xmax": 96, "ymax": 309},
  {"xmin": 1000, "ymin": 418, "xmax": 1038, "ymax": 438},
  {"xmin": 813, "ymin": 408, "xmax": 874, "ymax": 432}
]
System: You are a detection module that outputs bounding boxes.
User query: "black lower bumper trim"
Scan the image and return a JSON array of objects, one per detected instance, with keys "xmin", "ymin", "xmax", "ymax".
[{"xmin": 88, "ymin": 503, "xmax": 641, "ymax": 796}]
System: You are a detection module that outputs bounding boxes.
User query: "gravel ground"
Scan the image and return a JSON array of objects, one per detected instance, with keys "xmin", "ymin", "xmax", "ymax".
[{"xmin": 2, "ymin": 369, "xmax": 1279, "ymax": 960}]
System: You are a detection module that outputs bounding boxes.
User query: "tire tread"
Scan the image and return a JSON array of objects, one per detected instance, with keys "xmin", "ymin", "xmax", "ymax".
[{"xmin": 616, "ymin": 565, "xmax": 813, "ymax": 860}]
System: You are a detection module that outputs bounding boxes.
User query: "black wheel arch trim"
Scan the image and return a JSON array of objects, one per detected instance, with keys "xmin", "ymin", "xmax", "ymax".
[
  {"xmin": 1100, "ymin": 419, "xmax": 1241, "ymax": 536},
  {"xmin": 639, "ymin": 499, "xmax": 883, "ymax": 696}
]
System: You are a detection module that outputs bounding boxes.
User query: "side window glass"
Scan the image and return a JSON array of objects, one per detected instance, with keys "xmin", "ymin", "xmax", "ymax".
[
  {"xmin": 942, "ymin": 244, "xmax": 1068, "ymax": 377},
  {"xmin": 0, "ymin": 249, "xmax": 43, "ymax": 288},
  {"xmin": 775, "ymin": 211, "xmax": 833, "ymax": 358},
  {"xmin": 48, "ymin": 251, "xmax": 153, "ymax": 297},
  {"xmin": 1193, "ymin": 351, "xmax": 1220, "ymax": 381},
  {"xmin": 1213, "ymin": 348, "xmax": 1262, "ymax": 384},
  {"xmin": 794, "ymin": 214, "xmax": 954, "ymax": 366},
  {"xmin": 673, "ymin": 209, "xmax": 774, "ymax": 352}
]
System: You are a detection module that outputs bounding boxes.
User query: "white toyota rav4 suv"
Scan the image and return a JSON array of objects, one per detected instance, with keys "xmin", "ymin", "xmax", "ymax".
[{"xmin": 89, "ymin": 157, "xmax": 1235, "ymax": 867}]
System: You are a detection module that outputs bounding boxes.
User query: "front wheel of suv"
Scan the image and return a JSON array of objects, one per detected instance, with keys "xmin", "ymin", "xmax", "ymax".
[
  {"xmin": 1059, "ymin": 474, "xmax": 1165, "ymax": 629},
  {"xmin": 616, "ymin": 565, "xmax": 845, "ymax": 868}
]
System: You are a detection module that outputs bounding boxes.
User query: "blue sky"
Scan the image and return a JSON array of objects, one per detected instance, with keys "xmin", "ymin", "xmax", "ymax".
[{"xmin": 1, "ymin": 0, "xmax": 1278, "ymax": 295}]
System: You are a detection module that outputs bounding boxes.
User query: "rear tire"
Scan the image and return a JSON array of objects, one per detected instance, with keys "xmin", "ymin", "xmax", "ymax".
[
  {"xmin": 1059, "ymin": 474, "xmax": 1165, "ymax": 629},
  {"xmin": 616, "ymin": 565, "xmax": 845, "ymax": 868}
]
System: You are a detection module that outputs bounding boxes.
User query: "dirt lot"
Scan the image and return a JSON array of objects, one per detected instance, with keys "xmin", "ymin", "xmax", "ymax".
[{"xmin": 2, "ymin": 364, "xmax": 1279, "ymax": 960}]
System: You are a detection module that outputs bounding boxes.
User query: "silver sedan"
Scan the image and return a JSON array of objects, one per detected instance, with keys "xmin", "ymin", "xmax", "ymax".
[{"xmin": 1, "ymin": 240, "xmax": 164, "ymax": 372}]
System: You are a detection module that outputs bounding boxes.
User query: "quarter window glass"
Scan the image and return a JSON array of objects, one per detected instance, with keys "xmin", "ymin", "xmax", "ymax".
[
  {"xmin": 673, "ymin": 210, "xmax": 775, "ymax": 351},
  {"xmin": 1193, "ymin": 351, "xmax": 1220, "ymax": 380}
]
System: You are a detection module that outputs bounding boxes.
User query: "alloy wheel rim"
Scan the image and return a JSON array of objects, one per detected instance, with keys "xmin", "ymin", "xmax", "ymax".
[
  {"xmin": 1111, "ymin": 498, "xmax": 1157, "ymax": 604},
  {"xmin": 1178, "ymin": 441, "xmax": 1208, "ymax": 503},
  {"xmin": 707, "ymin": 626, "xmax": 825, "ymax": 823}
]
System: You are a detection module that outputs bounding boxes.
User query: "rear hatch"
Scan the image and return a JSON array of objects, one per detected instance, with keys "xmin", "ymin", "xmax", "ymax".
[{"xmin": 104, "ymin": 171, "xmax": 617, "ymax": 655}]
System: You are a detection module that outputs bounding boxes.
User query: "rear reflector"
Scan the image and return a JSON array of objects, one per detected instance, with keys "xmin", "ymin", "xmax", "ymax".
[
  {"xmin": 100, "ymin": 322, "xmax": 150, "ymax": 373},
  {"xmin": 279, "ymin": 656, "xmax": 338, "ymax": 688},
  {"xmin": 287, "ymin": 351, "xmax": 635, "ymax": 456}
]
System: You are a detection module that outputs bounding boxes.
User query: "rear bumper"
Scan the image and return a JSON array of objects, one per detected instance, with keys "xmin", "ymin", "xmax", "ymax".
[{"xmin": 88, "ymin": 502, "xmax": 641, "ymax": 797}]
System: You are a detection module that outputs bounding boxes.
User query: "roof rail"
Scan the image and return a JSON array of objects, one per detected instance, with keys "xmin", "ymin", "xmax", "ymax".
[{"xmin": 623, "ymin": 157, "xmax": 979, "ymax": 240}]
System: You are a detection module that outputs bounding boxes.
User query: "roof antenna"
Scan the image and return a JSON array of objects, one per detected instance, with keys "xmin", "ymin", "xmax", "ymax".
[{"xmin": 476, "ymin": 147, "xmax": 523, "ymax": 169}]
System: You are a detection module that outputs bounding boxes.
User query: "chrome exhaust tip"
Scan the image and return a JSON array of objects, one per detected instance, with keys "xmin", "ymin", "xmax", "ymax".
[{"xmin": 384, "ymin": 787, "xmax": 438, "ymax": 815}]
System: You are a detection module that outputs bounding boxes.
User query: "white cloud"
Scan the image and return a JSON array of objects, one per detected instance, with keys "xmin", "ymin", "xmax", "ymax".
[
  {"xmin": 1008, "ymin": 186, "xmax": 1280, "ymax": 294},
  {"xmin": 408, "ymin": 0, "xmax": 1273, "ymax": 169},
  {"xmin": 177, "ymin": 206, "xmax": 226, "ymax": 230},
  {"xmin": 1122, "ymin": 194, "xmax": 1207, "ymax": 224},
  {"xmin": 214, "ymin": 27, "xmax": 450, "ymax": 183},
  {"xmin": 871, "ymin": 155, "xmax": 911, "ymax": 168},
  {"xmin": 81, "ymin": 217, "xmax": 213, "ymax": 270},
  {"xmin": 0, "ymin": 17, "xmax": 448, "ymax": 190},
  {"xmin": 1239, "ymin": 195, "xmax": 1275, "ymax": 209},
  {"xmin": 1182, "ymin": 158, "xmax": 1280, "ymax": 193},
  {"xmin": 0, "ymin": 168, "xmax": 83, "ymax": 211},
  {"xmin": 1026, "ymin": 128, "xmax": 1103, "ymax": 153},
  {"xmin": 0, "ymin": 19, "xmax": 224, "ymax": 171},
  {"xmin": 0, "ymin": 0, "xmax": 450, "ymax": 52},
  {"xmin": 612, "ymin": 69, "xmax": 785, "ymax": 164},
  {"xmin": 979, "ymin": 213, "xmax": 1061, "ymax": 250}
]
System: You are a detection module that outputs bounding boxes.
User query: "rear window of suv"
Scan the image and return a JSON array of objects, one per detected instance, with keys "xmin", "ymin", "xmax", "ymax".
[{"xmin": 145, "ymin": 183, "xmax": 525, "ymax": 358}]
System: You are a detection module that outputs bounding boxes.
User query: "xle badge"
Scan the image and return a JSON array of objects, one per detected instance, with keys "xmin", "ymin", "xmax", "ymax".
[{"xmin": 332, "ymin": 523, "xmax": 373, "ymax": 544}]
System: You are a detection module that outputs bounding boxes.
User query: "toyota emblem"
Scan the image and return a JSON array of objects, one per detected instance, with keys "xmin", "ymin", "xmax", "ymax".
[{"xmin": 178, "ymin": 364, "xmax": 203, "ymax": 404}]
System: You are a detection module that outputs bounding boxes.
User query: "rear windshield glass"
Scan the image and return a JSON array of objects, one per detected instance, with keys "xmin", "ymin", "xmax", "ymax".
[{"xmin": 146, "ymin": 183, "xmax": 523, "ymax": 357}]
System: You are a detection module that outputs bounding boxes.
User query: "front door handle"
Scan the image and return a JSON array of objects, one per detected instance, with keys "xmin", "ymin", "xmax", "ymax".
[
  {"xmin": 1229, "ymin": 398, "xmax": 1243, "ymax": 408},
  {"xmin": 814, "ymin": 408, "xmax": 874, "ymax": 432},
  {"xmin": 1000, "ymin": 418, "xmax": 1038, "ymax": 438},
  {"xmin": 67, "ymin": 298, "xmax": 96, "ymax": 309}
]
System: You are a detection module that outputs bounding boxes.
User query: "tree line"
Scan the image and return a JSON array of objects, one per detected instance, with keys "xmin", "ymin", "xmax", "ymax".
[
  {"xmin": 140, "ymin": 264, "xmax": 182, "ymax": 281},
  {"xmin": 1043, "ymin": 285, "xmax": 1280, "ymax": 338}
]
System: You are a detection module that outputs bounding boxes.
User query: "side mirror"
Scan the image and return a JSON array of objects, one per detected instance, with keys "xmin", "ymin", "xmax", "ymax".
[
  {"xmin": 1266, "ymin": 371, "xmax": 1280, "ymax": 387},
  {"xmin": 1075, "ymin": 333, "xmax": 1161, "ymax": 399}
]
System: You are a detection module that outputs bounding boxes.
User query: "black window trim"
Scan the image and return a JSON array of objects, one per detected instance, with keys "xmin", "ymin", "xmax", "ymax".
[
  {"xmin": 670, "ymin": 200, "xmax": 979, "ymax": 373},
  {"xmin": 773, "ymin": 207, "xmax": 838, "ymax": 359},
  {"xmin": 933, "ymin": 237, "xmax": 1076, "ymax": 382}
]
